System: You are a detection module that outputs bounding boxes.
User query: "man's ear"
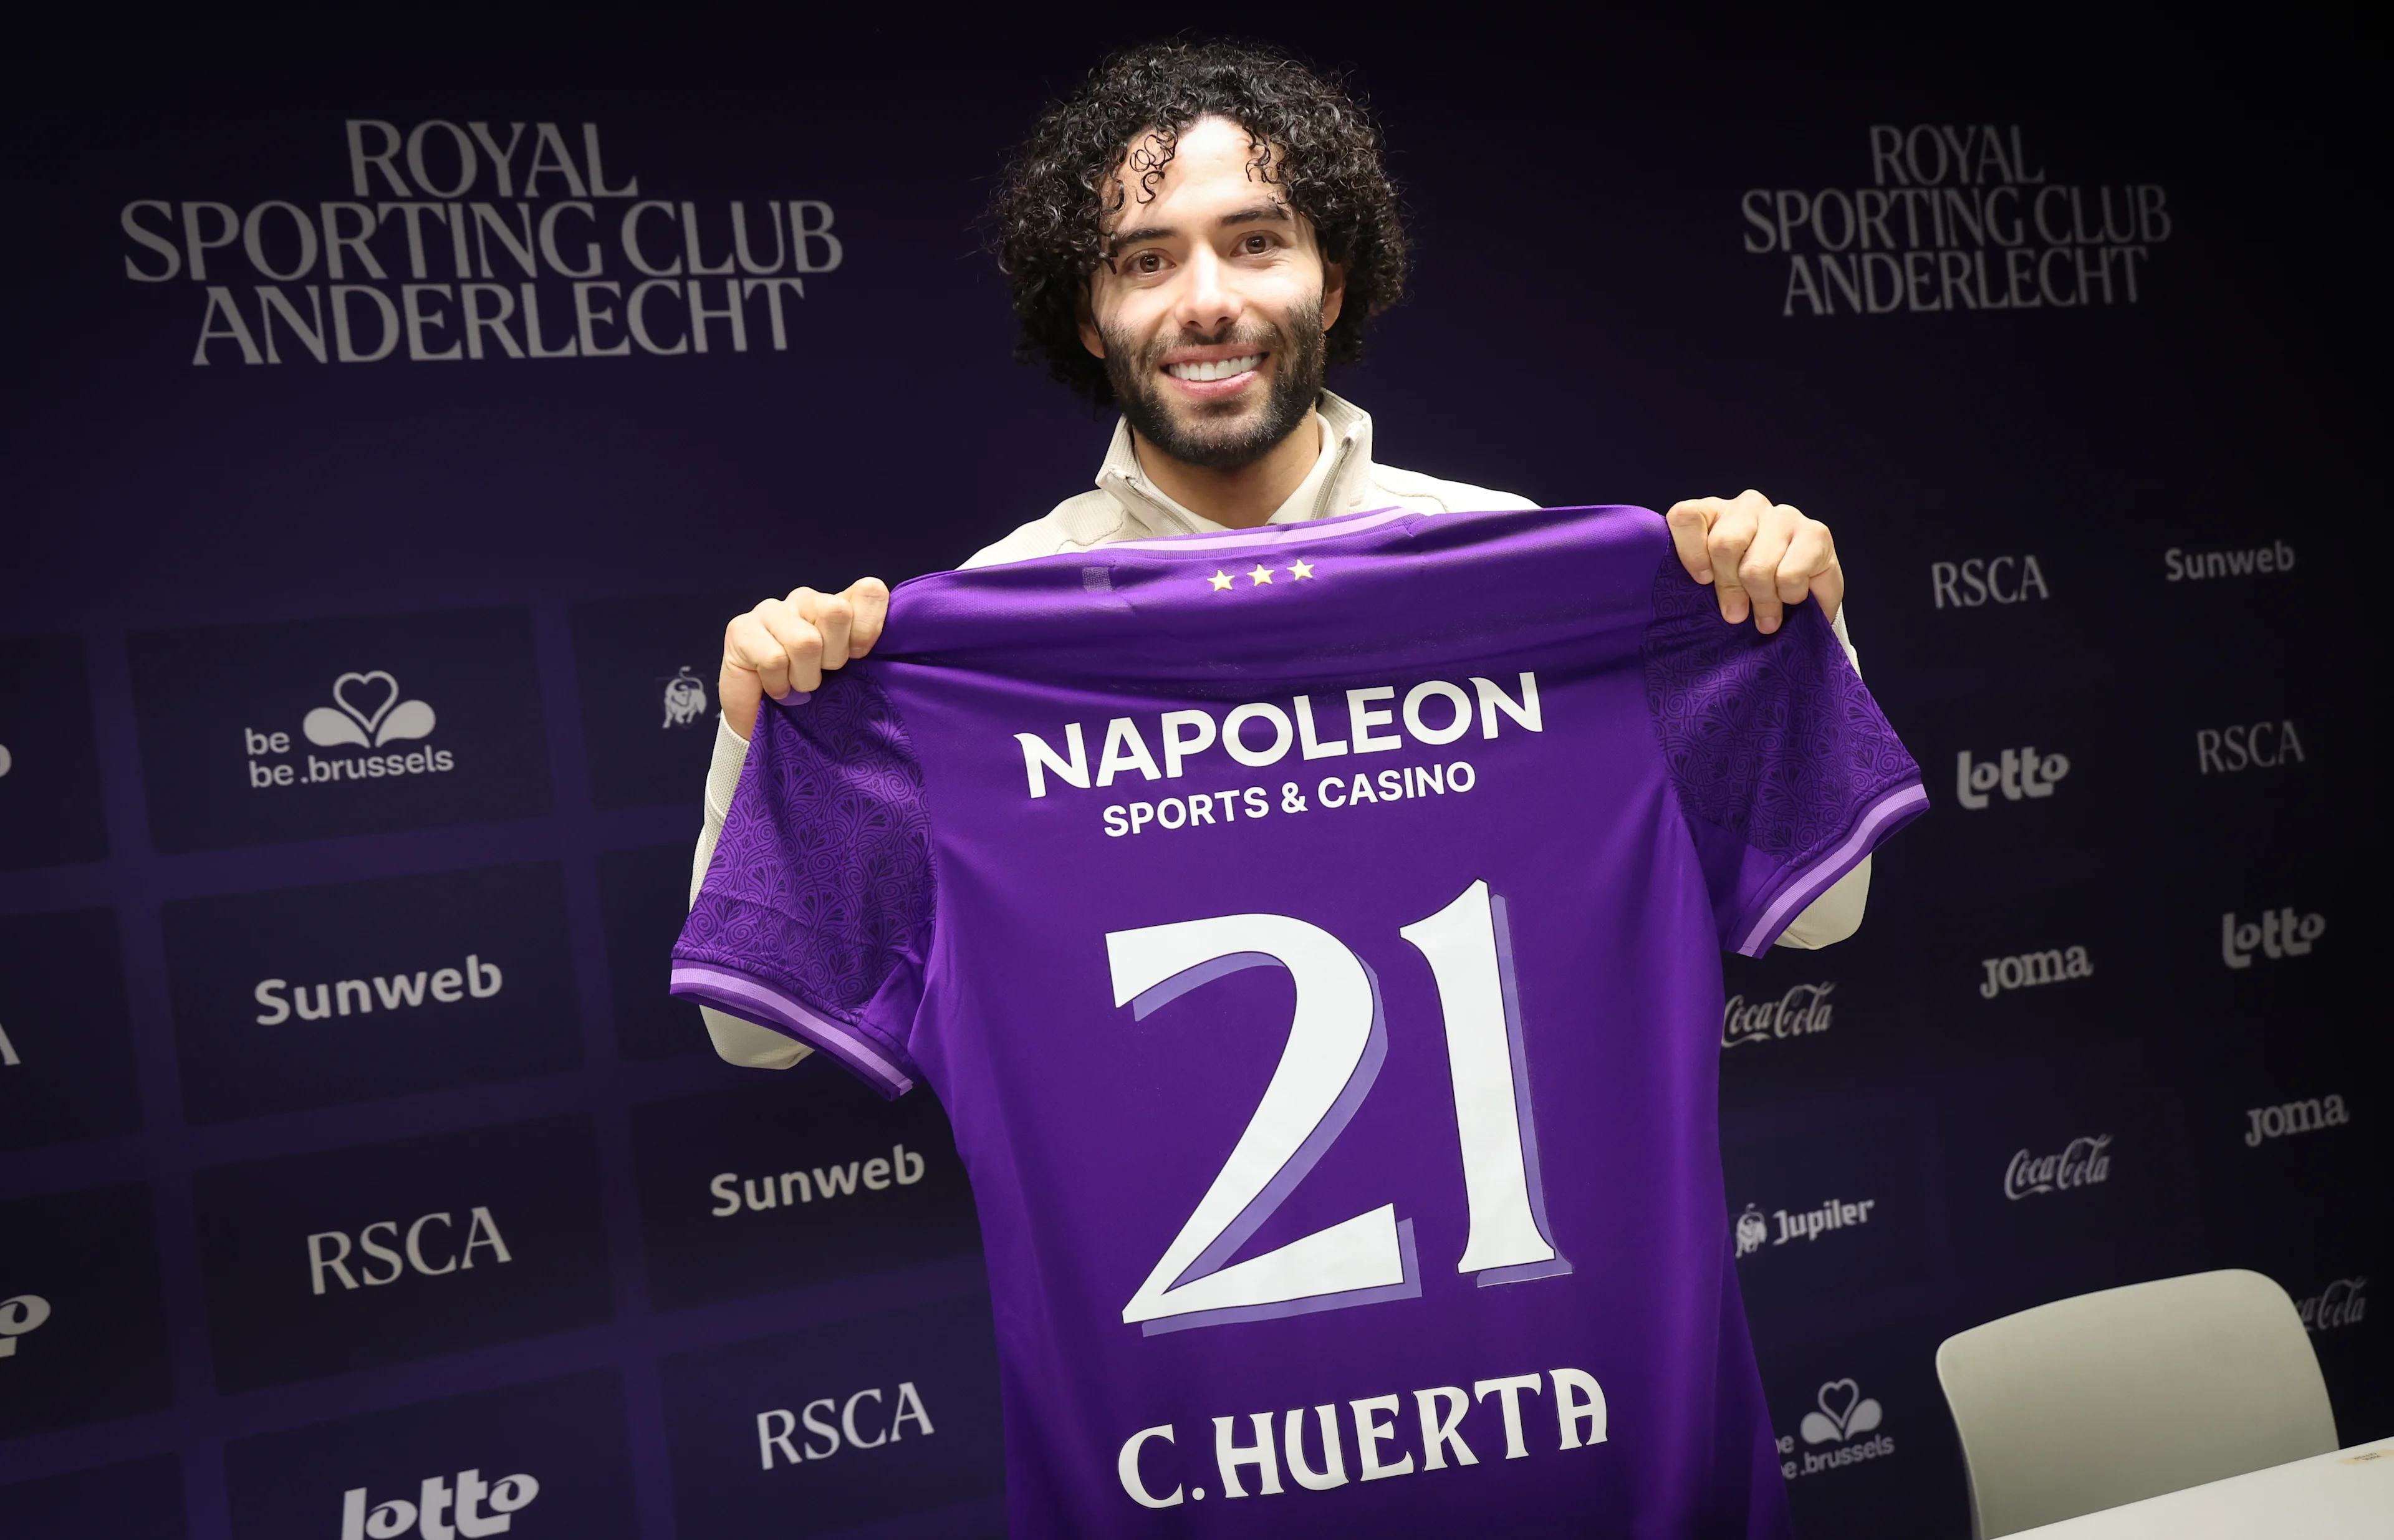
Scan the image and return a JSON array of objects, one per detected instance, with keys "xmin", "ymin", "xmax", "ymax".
[
  {"xmin": 1320, "ymin": 261, "xmax": 1347, "ymax": 332},
  {"xmin": 1076, "ymin": 284, "xmax": 1105, "ymax": 359}
]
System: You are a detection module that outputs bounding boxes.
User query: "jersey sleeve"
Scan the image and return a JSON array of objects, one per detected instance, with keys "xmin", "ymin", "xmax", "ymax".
[
  {"xmin": 1640, "ymin": 552, "xmax": 1927, "ymax": 957},
  {"xmin": 670, "ymin": 670, "xmax": 935, "ymax": 1096}
]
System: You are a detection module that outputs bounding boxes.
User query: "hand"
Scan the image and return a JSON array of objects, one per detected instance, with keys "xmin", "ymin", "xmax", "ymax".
[
  {"xmin": 1665, "ymin": 490, "xmax": 1843, "ymax": 635},
  {"xmin": 718, "ymin": 578, "xmax": 890, "ymax": 739}
]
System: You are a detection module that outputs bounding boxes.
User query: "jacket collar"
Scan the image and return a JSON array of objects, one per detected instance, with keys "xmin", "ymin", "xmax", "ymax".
[{"xmin": 1092, "ymin": 390, "xmax": 1377, "ymax": 537}]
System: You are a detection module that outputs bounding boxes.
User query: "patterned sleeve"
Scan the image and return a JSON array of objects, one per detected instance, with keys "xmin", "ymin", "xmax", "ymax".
[
  {"xmin": 1640, "ymin": 552, "xmax": 1927, "ymax": 956},
  {"xmin": 670, "ymin": 670, "xmax": 935, "ymax": 1096}
]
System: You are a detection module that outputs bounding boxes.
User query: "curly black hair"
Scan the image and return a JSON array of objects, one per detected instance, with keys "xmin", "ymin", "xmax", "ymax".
[{"xmin": 991, "ymin": 39, "xmax": 1408, "ymax": 407}]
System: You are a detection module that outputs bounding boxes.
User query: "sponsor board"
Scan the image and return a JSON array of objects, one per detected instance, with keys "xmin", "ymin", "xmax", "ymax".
[
  {"xmin": 1723, "ymin": 1120, "xmax": 1925, "ymax": 1313},
  {"xmin": 0, "ymin": 1183, "xmax": 173, "ymax": 1438},
  {"xmin": 598, "ymin": 842, "xmax": 711, "ymax": 1059},
  {"xmin": 0, "ymin": 907, "xmax": 141, "ymax": 1150},
  {"xmin": 567, "ymin": 591, "xmax": 749, "ymax": 809},
  {"xmin": 660, "ymin": 1296, "xmax": 1004, "ymax": 1539},
  {"xmin": 193, "ymin": 1115, "xmax": 610, "ymax": 1391},
  {"xmin": 631, "ymin": 1072, "xmax": 981, "ymax": 1309},
  {"xmin": 127, "ymin": 608, "xmax": 549, "ymax": 852},
  {"xmin": 0, "ymin": 1455, "xmax": 187, "ymax": 1540},
  {"xmin": 161, "ymin": 862, "xmax": 579, "ymax": 1120},
  {"xmin": 224, "ymin": 1369, "xmax": 637, "ymax": 1540},
  {"xmin": 0, "ymin": 635, "xmax": 110, "ymax": 870}
]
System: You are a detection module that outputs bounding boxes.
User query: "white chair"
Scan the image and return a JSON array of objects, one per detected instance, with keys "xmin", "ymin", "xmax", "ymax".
[{"xmin": 1935, "ymin": 1269, "xmax": 2338, "ymax": 1538}]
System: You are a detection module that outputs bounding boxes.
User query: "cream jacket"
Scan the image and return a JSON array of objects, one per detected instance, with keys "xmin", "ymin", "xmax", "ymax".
[{"xmin": 694, "ymin": 391, "xmax": 1869, "ymax": 1069}]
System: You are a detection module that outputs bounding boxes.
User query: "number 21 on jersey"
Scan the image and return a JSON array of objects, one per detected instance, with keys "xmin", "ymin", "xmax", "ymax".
[{"xmin": 1106, "ymin": 880, "xmax": 1570, "ymax": 1335}]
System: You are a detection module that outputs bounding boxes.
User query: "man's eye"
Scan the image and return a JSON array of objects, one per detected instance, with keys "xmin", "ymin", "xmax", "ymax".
[
  {"xmin": 1240, "ymin": 235, "xmax": 1272, "ymax": 254},
  {"xmin": 1134, "ymin": 253, "xmax": 1164, "ymax": 273}
]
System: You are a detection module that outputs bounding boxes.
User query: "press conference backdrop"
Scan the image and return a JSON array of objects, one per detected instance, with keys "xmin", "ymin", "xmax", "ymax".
[{"xmin": 0, "ymin": 14, "xmax": 2382, "ymax": 1539}]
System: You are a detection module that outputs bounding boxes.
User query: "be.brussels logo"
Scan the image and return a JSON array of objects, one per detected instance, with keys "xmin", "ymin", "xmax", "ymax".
[
  {"xmin": 0, "ymin": 635, "xmax": 110, "ymax": 870},
  {"xmin": 163, "ymin": 863, "xmax": 579, "ymax": 1122},
  {"xmin": 569, "ymin": 592, "xmax": 747, "ymax": 809},
  {"xmin": 0, "ymin": 908, "xmax": 142, "ymax": 1150},
  {"xmin": 632, "ymin": 1074, "xmax": 981, "ymax": 1309},
  {"xmin": 225, "ymin": 1370, "xmax": 638, "ymax": 1540},
  {"xmin": 0, "ymin": 1183, "xmax": 173, "ymax": 1438},
  {"xmin": 129, "ymin": 608, "xmax": 549, "ymax": 852},
  {"xmin": 661, "ymin": 1297, "xmax": 1004, "ymax": 1540},
  {"xmin": 1778, "ymin": 1377, "xmax": 1893, "ymax": 1480},
  {"xmin": 1721, "ymin": 981, "xmax": 1834, "ymax": 1049},
  {"xmin": 194, "ymin": 1115, "xmax": 610, "ymax": 1391}
]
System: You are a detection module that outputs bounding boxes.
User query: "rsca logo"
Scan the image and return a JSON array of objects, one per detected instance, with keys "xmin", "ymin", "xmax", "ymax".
[
  {"xmin": 2195, "ymin": 721, "xmax": 2304, "ymax": 775},
  {"xmin": 2221, "ymin": 907, "xmax": 2324, "ymax": 969},
  {"xmin": 342, "ymin": 1468, "xmax": 538, "ymax": 1539},
  {"xmin": 2244, "ymin": 1094, "xmax": 2351, "ymax": 1148},
  {"xmin": 307, "ymin": 1206, "xmax": 513, "ymax": 1295},
  {"xmin": 1734, "ymin": 1197, "xmax": 1878, "ymax": 1257},
  {"xmin": 1722, "ymin": 983, "xmax": 1835, "ymax": 1049},
  {"xmin": 709, "ymin": 1144, "xmax": 928, "ymax": 1216},
  {"xmin": 248, "ymin": 670, "xmax": 454, "ymax": 789},
  {"xmin": 756, "ymin": 1382, "xmax": 936, "ymax": 1470},
  {"xmin": 2296, "ymin": 1277, "xmax": 2367, "ymax": 1334},
  {"xmin": 661, "ymin": 665, "xmax": 708, "ymax": 728},
  {"xmin": 1978, "ymin": 945, "xmax": 2092, "ymax": 999},
  {"xmin": 254, "ymin": 955, "xmax": 502, "ymax": 1024},
  {"xmin": 1932, "ymin": 556, "xmax": 2049, "ymax": 609},
  {"xmin": 1779, "ymin": 1377, "xmax": 1895, "ymax": 1478},
  {"xmin": 1955, "ymin": 746, "xmax": 2067, "ymax": 809},
  {"xmin": 0, "ymin": 1292, "xmax": 52, "ymax": 1358},
  {"xmin": 2004, "ymin": 1134, "xmax": 2111, "ymax": 1200}
]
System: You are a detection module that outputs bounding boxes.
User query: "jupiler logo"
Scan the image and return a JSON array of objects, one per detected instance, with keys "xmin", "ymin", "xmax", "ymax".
[
  {"xmin": 2297, "ymin": 1277, "xmax": 2367, "ymax": 1334},
  {"xmin": 1723, "ymin": 982, "xmax": 1834, "ymax": 1048},
  {"xmin": 1733, "ymin": 1197, "xmax": 1878, "ymax": 1257},
  {"xmin": 1778, "ymin": 1378, "xmax": 1895, "ymax": 1478},
  {"xmin": 2004, "ymin": 1135, "xmax": 2111, "ymax": 1200},
  {"xmin": 2221, "ymin": 907, "xmax": 2324, "ymax": 968},
  {"xmin": 1932, "ymin": 556, "xmax": 2049, "ymax": 609},
  {"xmin": 341, "ymin": 1468, "xmax": 539, "ymax": 1540},
  {"xmin": 1744, "ymin": 124, "xmax": 2169, "ymax": 318},
  {"xmin": 247, "ymin": 670, "xmax": 454, "ymax": 789},
  {"xmin": 2244, "ymin": 1094, "xmax": 2350, "ymax": 1148},
  {"xmin": 1956, "ymin": 746, "xmax": 2067, "ymax": 810},
  {"xmin": 0, "ymin": 1293, "xmax": 52, "ymax": 1358},
  {"xmin": 1979, "ymin": 945, "xmax": 2092, "ymax": 999},
  {"xmin": 661, "ymin": 665, "xmax": 708, "ymax": 728}
]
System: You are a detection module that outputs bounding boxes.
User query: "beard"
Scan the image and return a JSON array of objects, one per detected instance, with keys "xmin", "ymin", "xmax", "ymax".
[{"xmin": 1103, "ymin": 299, "xmax": 1327, "ymax": 471}]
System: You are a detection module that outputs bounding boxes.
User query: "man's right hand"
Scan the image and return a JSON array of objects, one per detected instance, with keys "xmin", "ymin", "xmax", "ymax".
[{"xmin": 718, "ymin": 578, "xmax": 890, "ymax": 739}]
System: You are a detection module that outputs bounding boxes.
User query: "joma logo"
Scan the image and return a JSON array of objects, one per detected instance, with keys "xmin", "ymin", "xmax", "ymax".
[
  {"xmin": 2244, "ymin": 1094, "xmax": 2350, "ymax": 1147},
  {"xmin": 1979, "ymin": 945, "xmax": 2092, "ymax": 998}
]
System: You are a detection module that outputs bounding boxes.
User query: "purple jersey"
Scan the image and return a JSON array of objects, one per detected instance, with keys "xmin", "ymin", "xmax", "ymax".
[{"xmin": 675, "ymin": 504, "xmax": 1925, "ymax": 1537}]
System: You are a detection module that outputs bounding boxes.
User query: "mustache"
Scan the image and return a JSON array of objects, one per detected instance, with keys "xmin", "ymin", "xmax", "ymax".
[{"xmin": 1133, "ymin": 322, "xmax": 1284, "ymax": 365}]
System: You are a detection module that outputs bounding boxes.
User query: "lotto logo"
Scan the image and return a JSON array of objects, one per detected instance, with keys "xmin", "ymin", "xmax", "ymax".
[
  {"xmin": 2221, "ymin": 908, "xmax": 2324, "ymax": 968},
  {"xmin": 341, "ymin": 1469, "xmax": 539, "ymax": 1539},
  {"xmin": 1954, "ymin": 746, "xmax": 2067, "ymax": 809}
]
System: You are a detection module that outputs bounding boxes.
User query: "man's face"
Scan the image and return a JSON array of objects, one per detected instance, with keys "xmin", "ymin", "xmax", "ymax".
[{"xmin": 1080, "ymin": 115, "xmax": 1346, "ymax": 469}]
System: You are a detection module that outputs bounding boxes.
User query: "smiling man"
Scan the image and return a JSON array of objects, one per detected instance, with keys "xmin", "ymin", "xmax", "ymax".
[{"xmin": 696, "ymin": 40, "xmax": 1866, "ymax": 1070}]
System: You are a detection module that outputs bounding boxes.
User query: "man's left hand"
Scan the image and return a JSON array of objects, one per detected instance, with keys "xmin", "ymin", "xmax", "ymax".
[{"xmin": 1665, "ymin": 489, "xmax": 1843, "ymax": 634}]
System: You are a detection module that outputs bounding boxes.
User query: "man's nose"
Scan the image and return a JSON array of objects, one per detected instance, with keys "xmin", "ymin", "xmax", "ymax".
[{"xmin": 1171, "ymin": 245, "xmax": 1242, "ymax": 337}]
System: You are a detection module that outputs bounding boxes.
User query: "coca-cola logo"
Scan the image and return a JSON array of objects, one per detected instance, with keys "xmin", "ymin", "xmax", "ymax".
[
  {"xmin": 2296, "ymin": 1277, "xmax": 2367, "ymax": 1334},
  {"xmin": 2003, "ymin": 1133, "xmax": 2112, "ymax": 1200},
  {"xmin": 1722, "ymin": 982, "xmax": 1835, "ymax": 1048}
]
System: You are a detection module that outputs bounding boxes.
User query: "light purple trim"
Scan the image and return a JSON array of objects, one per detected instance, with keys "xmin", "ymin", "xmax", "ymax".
[
  {"xmin": 1733, "ymin": 781, "xmax": 1931, "ymax": 957},
  {"xmin": 1140, "ymin": 1219, "xmax": 1422, "ymax": 1337},
  {"xmin": 1109, "ymin": 508, "xmax": 1415, "ymax": 554},
  {"xmin": 670, "ymin": 963, "xmax": 915, "ymax": 1095},
  {"xmin": 1482, "ymin": 893, "xmax": 1571, "ymax": 1283}
]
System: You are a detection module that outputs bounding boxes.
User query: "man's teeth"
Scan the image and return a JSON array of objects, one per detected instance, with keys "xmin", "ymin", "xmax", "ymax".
[{"xmin": 1166, "ymin": 354, "xmax": 1262, "ymax": 382}]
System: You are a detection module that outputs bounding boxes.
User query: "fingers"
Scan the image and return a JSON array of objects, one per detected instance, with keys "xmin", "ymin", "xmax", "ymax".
[
  {"xmin": 1705, "ymin": 489, "xmax": 1771, "ymax": 625},
  {"xmin": 1779, "ymin": 517, "xmax": 1843, "ymax": 623},
  {"xmin": 1739, "ymin": 501, "xmax": 1800, "ymax": 635},
  {"xmin": 1665, "ymin": 499, "xmax": 1724, "ymax": 584},
  {"xmin": 716, "ymin": 579, "xmax": 890, "ymax": 741}
]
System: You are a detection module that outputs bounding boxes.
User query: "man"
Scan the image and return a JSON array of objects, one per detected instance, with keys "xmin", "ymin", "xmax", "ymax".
[{"xmin": 695, "ymin": 39, "xmax": 1866, "ymax": 1081}]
